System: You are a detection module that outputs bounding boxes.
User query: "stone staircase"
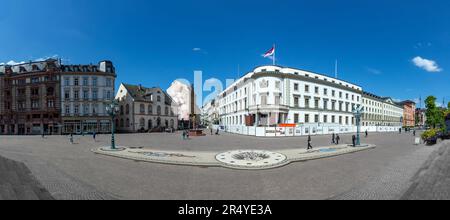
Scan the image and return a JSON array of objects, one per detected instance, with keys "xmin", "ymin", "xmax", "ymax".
[{"xmin": 0, "ymin": 156, "xmax": 54, "ymax": 200}]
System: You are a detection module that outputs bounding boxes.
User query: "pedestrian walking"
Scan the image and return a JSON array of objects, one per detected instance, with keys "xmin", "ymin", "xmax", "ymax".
[
  {"xmin": 352, "ymin": 135, "xmax": 356, "ymax": 147},
  {"xmin": 69, "ymin": 133, "xmax": 74, "ymax": 144},
  {"xmin": 216, "ymin": 128, "xmax": 220, "ymax": 135},
  {"xmin": 210, "ymin": 127, "xmax": 213, "ymax": 135},
  {"xmin": 182, "ymin": 130, "xmax": 186, "ymax": 140},
  {"xmin": 307, "ymin": 135, "xmax": 313, "ymax": 150},
  {"xmin": 93, "ymin": 131, "xmax": 96, "ymax": 141},
  {"xmin": 399, "ymin": 128, "xmax": 402, "ymax": 134},
  {"xmin": 336, "ymin": 134, "xmax": 340, "ymax": 145},
  {"xmin": 332, "ymin": 133, "xmax": 335, "ymax": 144},
  {"xmin": 365, "ymin": 130, "xmax": 368, "ymax": 138},
  {"xmin": 413, "ymin": 130, "xmax": 416, "ymax": 137}
]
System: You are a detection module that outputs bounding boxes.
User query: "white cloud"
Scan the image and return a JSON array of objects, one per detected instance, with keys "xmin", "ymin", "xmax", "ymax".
[
  {"xmin": 412, "ymin": 56, "xmax": 442, "ymax": 72},
  {"xmin": 193, "ymin": 48, "xmax": 202, "ymax": 52},
  {"xmin": 367, "ymin": 67, "xmax": 382, "ymax": 75},
  {"xmin": 1, "ymin": 55, "xmax": 60, "ymax": 66}
]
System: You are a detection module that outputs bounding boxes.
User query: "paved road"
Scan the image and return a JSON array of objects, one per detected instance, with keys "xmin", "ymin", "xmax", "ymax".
[
  {"xmin": 0, "ymin": 155, "xmax": 53, "ymax": 200},
  {"xmin": 0, "ymin": 131, "xmax": 443, "ymax": 200}
]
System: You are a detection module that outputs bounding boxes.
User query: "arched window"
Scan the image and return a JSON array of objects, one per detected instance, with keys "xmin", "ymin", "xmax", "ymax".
[
  {"xmin": 120, "ymin": 119, "xmax": 124, "ymax": 127},
  {"xmin": 157, "ymin": 106, "xmax": 161, "ymax": 115},
  {"xmin": 148, "ymin": 105, "xmax": 153, "ymax": 115},
  {"xmin": 165, "ymin": 107, "xmax": 169, "ymax": 115},
  {"xmin": 126, "ymin": 118, "xmax": 130, "ymax": 127},
  {"xmin": 140, "ymin": 104, "xmax": 145, "ymax": 114},
  {"xmin": 126, "ymin": 104, "xmax": 130, "ymax": 115},
  {"xmin": 120, "ymin": 106, "xmax": 124, "ymax": 115}
]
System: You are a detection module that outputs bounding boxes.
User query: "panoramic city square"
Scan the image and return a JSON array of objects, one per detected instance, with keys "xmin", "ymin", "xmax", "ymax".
[{"xmin": 1, "ymin": 130, "xmax": 448, "ymax": 200}]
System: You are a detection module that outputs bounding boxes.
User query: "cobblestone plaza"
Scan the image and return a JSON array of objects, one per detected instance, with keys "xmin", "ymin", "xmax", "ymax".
[{"xmin": 1, "ymin": 131, "xmax": 448, "ymax": 200}]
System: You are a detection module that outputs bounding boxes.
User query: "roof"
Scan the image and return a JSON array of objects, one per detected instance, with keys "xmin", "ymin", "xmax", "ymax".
[{"xmin": 122, "ymin": 83, "xmax": 174, "ymax": 105}]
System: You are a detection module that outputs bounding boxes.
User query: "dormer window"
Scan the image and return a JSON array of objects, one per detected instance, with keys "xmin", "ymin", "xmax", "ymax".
[{"xmin": 32, "ymin": 65, "xmax": 40, "ymax": 71}]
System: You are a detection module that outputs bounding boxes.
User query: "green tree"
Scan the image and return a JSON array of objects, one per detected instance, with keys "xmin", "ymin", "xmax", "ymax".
[
  {"xmin": 425, "ymin": 96, "xmax": 445, "ymax": 129},
  {"xmin": 448, "ymin": 101, "xmax": 450, "ymax": 109}
]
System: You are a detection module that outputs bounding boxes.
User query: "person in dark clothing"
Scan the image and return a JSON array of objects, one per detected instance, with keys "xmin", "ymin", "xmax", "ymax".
[
  {"xmin": 413, "ymin": 130, "xmax": 416, "ymax": 137},
  {"xmin": 307, "ymin": 135, "xmax": 313, "ymax": 150},
  {"xmin": 336, "ymin": 134, "xmax": 340, "ymax": 145},
  {"xmin": 399, "ymin": 128, "xmax": 402, "ymax": 134},
  {"xmin": 332, "ymin": 133, "xmax": 336, "ymax": 144},
  {"xmin": 216, "ymin": 128, "xmax": 220, "ymax": 135},
  {"xmin": 365, "ymin": 130, "xmax": 368, "ymax": 138},
  {"xmin": 352, "ymin": 135, "xmax": 356, "ymax": 147},
  {"xmin": 210, "ymin": 127, "xmax": 213, "ymax": 135},
  {"xmin": 93, "ymin": 131, "xmax": 96, "ymax": 141}
]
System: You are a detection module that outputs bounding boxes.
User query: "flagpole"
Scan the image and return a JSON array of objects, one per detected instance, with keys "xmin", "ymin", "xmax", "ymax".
[{"xmin": 273, "ymin": 44, "xmax": 276, "ymax": 66}]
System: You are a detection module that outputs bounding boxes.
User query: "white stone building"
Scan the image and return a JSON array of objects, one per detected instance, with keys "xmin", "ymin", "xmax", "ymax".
[
  {"xmin": 218, "ymin": 65, "xmax": 364, "ymax": 136},
  {"xmin": 115, "ymin": 83, "xmax": 178, "ymax": 133},
  {"xmin": 202, "ymin": 98, "xmax": 219, "ymax": 126},
  {"xmin": 361, "ymin": 92, "xmax": 403, "ymax": 132},
  {"xmin": 60, "ymin": 61, "xmax": 116, "ymax": 134}
]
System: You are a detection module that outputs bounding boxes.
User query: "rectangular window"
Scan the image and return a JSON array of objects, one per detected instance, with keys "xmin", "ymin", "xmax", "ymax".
[
  {"xmin": 261, "ymin": 95, "xmax": 267, "ymax": 105},
  {"xmin": 92, "ymin": 77, "xmax": 98, "ymax": 86},
  {"xmin": 315, "ymin": 87, "xmax": 319, "ymax": 94},
  {"xmin": 315, "ymin": 99, "xmax": 319, "ymax": 109},
  {"xmin": 305, "ymin": 114, "xmax": 310, "ymax": 123},
  {"xmin": 92, "ymin": 90, "xmax": 98, "ymax": 100},
  {"xmin": 74, "ymin": 90, "xmax": 79, "ymax": 100},
  {"xmin": 275, "ymin": 96, "xmax": 281, "ymax": 105},
  {"xmin": 294, "ymin": 114, "xmax": 299, "ymax": 123},
  {"xmin": 332, "ymin": 90, "xmax": 335, "ymax": 97},
  {"xmin": 294, "ymin": 83, "xmax": 299, "ymax": 91},
  {"xmin": 305, "ymin": 98, "xmax": 310, "ymax": 108},
  {"xmin": 74, "ymin": 77, "xmax": 79, "ymax": 86},
  {"xmin": 323, "ymin": 100, "xmax": 328, "ymax": 110},
  {"xmin": 83, "ymin": 77, "xmax": 89, "ymax": 86},
  {"xmin": 83, "ymin": 90, "xmax": 89, "ymax": 100},
  {"xmin": 323, "ymin": 115, "xmax": 328, "ymax": 123},
  {"xmin": 65, "ymin": 90, "xmax": 70, "ymax": 100},
  {"xmin": 324, "ymin": 88, "xmax": 328, "ymax": 96},
  {"xmin": 305, "ymin": 85, "xmax": 309, "ymax": 93},
  {"xmin": 314, "ymin": 114, "xmax": 319, "ymax": 123},
  {"xmin": 64, "ymin": 77, "xmax": 70, "ymax": 86},
  {"xmin": 294, "ymin": 96, "xmax": 299, "ymax": 107},
  {"xmin": 332, "ymin": 115, "xmax": 335, "ymax": 123}
]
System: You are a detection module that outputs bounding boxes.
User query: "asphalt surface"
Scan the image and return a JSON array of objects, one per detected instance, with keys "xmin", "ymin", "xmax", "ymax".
[{"xmin": 0, "ymin": 131, "xmax": 446, "ymax": 200}]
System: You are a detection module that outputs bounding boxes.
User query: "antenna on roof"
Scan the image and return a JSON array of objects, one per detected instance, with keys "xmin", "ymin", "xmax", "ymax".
[
  {"xmin": 237, "ymin": 64, "xmax": 240, "ymax": 79},
  {"xmin": 335, "ymin": 59, "xmax": 338, "ymax": 79}
]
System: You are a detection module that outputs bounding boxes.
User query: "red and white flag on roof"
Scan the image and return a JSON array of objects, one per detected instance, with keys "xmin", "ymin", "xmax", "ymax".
[
  {"xmin": 263, "ymin": 46, "xmax": 275, "ymax": 58},
  {"xmin": 262, "ymin": 45, "xmax": 276, "ymax": 65}
]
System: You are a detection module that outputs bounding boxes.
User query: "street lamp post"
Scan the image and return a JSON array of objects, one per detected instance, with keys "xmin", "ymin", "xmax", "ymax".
[
  {"xmin": 105, "ymin": 100, "xmax": 120, "ymax": 150},
  {"xmin": 352, "ymin": 105, "xmax": 364, "ymax": 146}
]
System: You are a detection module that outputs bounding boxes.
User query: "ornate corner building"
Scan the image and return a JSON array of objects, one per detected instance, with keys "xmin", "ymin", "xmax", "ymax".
[{"xmin": 0, "ymin": 59, "xmax": 61, "ymax": 135}]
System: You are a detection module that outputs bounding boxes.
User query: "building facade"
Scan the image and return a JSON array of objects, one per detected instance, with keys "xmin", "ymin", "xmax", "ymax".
[
  {"xmin": 0, "ymin": 59, "xmax": 61, "ymax": 135},
  {"xmin": 201, "ymin": 98, "xmax": 219, "ymax": 126},
  {"xmin": 214, "ymin": 65, "xmax": 405, "ymax": 136},
  {"xmin": 361, "ymin": 92, "xmax": 403, "ymax": 128},
  {"xmin": 115, "ymin": 83, "xmax": 178, "ymax": 133},
  {"xmin": 399, "ymin": 100, "xmax": 416, "ymax": 127},
  {"xmin": 218, "ymin": 66, "xmax": 364, "ymax": 134},
  {"xmin": 415, "ymin": 108, "xmax": 427, "ymax": 127},
  {"xmin": 60, "ymin": 61, "xmax": 116, "ymax": 134}
]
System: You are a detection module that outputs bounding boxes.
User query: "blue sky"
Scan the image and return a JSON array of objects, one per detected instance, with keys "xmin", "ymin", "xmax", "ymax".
[{"xmin": 1, "ymin": 0, "xmax": 450, "ymax": 107}]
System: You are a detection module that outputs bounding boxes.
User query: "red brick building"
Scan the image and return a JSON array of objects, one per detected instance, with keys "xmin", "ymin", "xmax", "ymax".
[
  {"xmin": 0, "ymin": 59, "xmax": 61, "ymax": 135},
  {"xmin": 399, "ymin": 100, "xmax": 416, "ymax": 127}
]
